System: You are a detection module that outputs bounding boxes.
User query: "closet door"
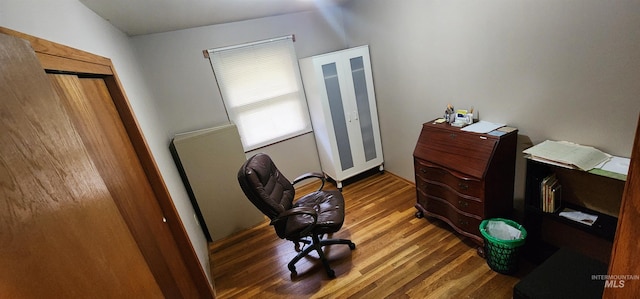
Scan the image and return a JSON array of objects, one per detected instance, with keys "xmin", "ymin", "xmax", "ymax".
[
  {"xmin": 0, "ymin": 30, "xmax": 214, "ymax": 298},
  {"xmin": 0, "ymin": 32, "xmax": 165, "ymax": 298},
  {"xmin": 605, "ymin": 114, "xmax": 640, "ymax": 297}
]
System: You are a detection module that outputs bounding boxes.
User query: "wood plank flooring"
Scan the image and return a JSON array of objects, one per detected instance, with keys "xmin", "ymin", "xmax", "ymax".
[{"xmin": 210, "ymin": 172, "xmax": 529, "ymax": 298}]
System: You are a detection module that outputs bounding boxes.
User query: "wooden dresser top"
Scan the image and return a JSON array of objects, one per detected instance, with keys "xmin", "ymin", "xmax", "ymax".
[{"xmin": 413, "ymin": 120, "xmax": 518, "ymax": 179}]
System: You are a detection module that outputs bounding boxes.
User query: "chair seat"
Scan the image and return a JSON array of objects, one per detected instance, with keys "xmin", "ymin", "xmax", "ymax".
[{"xmin": 285, "ymin": 190, "xmax": 345, "ymax": 238}]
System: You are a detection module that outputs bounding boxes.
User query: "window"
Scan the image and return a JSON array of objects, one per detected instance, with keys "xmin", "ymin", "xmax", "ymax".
[{"xmin": 208, "ymin": 36, "xmax": 312, "ymax": 151}]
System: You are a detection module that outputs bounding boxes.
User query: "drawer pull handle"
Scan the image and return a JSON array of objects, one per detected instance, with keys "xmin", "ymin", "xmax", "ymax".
[
  {"xmin": 458, "ymin": 183, "xmax": 469, "ymax": 190},
  {"xmin": 449, "ymin": 133, "xmax": 456, "ymax": 139},
  {"xmin": 459, "ymin": 220, "xmax": 469, "ymax": 226},
  {"xmin": 458, "ymin": 200, "xmax": 469, "ymax": 208},
  {"xmin": 421, "ymin": 168, "xmax": 427, "ymax": 173}
]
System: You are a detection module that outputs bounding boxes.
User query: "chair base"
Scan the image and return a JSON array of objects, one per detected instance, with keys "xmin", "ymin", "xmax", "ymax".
[{"xmin": 288, "ymin": 234, "xmax": 356, "ymax": 278}]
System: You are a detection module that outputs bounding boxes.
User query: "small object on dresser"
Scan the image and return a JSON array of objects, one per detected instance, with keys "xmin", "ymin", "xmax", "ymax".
[
  {"xmin": 445, "ymin": 104, "xmax": 455, "ymax": 124},
  {"xmin": 452, "ymin": 109, "xmax": 469, "ymax": 127}
]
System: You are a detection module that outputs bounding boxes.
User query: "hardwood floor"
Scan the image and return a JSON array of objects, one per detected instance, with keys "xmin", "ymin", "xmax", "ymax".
[{"xmin": 210, "ymin": 172, "xmax": 529, "ymax": 298}]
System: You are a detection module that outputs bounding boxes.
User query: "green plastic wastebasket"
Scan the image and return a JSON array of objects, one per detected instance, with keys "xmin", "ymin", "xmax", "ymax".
[{"xmin": 479, "ymin": 218, "xmax": 527, "ymax": 274}]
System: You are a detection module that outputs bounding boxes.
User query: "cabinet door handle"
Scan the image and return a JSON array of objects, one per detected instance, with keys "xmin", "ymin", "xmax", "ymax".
[
  {"xmin": 458, "ymin": 183, "xmax": 469, "ymax": 190},
  {"xmin": 458, "ymin": 200, "xmax": 469, "ymax": 208}
]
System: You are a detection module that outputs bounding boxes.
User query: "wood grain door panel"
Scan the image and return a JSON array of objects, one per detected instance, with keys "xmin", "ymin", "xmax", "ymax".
[
  {"xmin": 0, "ymin": 33, "xmax": 164, "ymax": 298},
  {"xmin": 605, "ymin": 115, "xmax": 640, "ymax": 297},
  {"xmin": 0, "ymin": 27, "xmax": 215, "ymax": 298},
  {"xmin": 49, "ymin": 73, "xmax": 195, "ymax": 297}
]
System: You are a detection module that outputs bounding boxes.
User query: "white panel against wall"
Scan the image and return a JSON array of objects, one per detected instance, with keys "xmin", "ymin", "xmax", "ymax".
[{"xmin": 171, "ymin": 124, "xmax": 265, "ymax": 241}]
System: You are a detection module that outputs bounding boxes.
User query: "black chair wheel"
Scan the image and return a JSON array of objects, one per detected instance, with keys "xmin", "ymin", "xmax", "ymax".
[
  {"xmin": 348, "ymin": 242, "xmax": 356, "ymax": 250},
  {"xmin": 288, "ymin": 265, "xmax": 297, "ymax": 276},
  {"xmin": 327, "ymin": 269, "xmax": 336, "ymax": 278}
]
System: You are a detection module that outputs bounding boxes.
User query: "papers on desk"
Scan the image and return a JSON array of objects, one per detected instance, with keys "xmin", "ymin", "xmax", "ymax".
[
  {"xmin": 523, "ymin": 140, "xmax": 611, "ymax": 171},
  {"xmin": 461, "ymin": 120, "xmax": 505, "ymax": 133}
]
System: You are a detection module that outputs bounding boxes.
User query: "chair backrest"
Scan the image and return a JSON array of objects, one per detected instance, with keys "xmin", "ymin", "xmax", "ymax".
[{"xmin": 237, "ymin": 153, "xmax": 295, "ymax": 237}]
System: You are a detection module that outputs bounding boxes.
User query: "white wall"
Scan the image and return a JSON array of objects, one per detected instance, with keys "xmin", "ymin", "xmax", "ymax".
[
  {"xmin": 0, "ymin": 0, "xmax": 211, "ymax": 282},
  {"xmin": 130, "ymin": 8, "xmax": 348, "ymax": 178},
  {"xmin": 342, "ymin": 0, "xmax": 640, "ymax": 206}
]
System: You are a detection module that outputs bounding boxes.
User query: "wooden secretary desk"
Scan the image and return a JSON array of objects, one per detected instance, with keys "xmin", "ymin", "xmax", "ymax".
[{"xmin": 413, "ymin": 120, "xmax": 518, "ymax": 255}]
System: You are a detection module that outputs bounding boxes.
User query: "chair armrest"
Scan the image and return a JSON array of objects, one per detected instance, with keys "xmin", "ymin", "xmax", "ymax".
[
  {"xmin": 292, "ymin": 172, "xmax": 325, "ymax": 191},
  {"xmin": 271, "ymin": 207, "xmax": 318, "ymax": 237}
]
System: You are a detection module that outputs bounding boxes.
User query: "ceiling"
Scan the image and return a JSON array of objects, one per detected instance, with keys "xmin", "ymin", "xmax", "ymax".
[{"xmin": 80, "ymin": 0, "xmax": 351, "ymax": 36}]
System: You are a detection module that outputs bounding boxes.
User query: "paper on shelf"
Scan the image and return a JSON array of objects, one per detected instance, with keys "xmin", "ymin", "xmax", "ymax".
[
  {"xmin": 523, "ymin": 140, "xmax": 611, "ymax": 171},
  {"xmin": 460, "ymin": 120, "xmax": 505, "ymax": 133},
  {"xmin": 559, "ymin": 209, "xmax": 598, "ymax": 226},
  {"xmin": 594, "ymin": 156, "xmax": 630, "ymax": 176}
]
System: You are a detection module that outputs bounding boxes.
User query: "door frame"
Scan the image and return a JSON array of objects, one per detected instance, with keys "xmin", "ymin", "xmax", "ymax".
[{"xmin": 0, "ymin": 27, "xmax": 215, "ymax": 298}]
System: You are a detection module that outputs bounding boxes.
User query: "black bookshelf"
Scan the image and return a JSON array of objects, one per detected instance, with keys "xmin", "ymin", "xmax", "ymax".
[{"xmin": 523, "ymin": 158, "xmax": 625, "ymax": 264}]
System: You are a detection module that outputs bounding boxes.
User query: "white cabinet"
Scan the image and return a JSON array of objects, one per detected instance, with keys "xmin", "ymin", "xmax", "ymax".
[{"xmin": 299, "ymin": 45, "xmax": 384, "ymax": 190}]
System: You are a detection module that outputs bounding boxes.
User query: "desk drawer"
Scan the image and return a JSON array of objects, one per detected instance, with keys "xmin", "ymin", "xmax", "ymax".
[
  {"xmin": 416, "ymin": 179, "xmax": 483, "ymax": 216},
  {"xmin": 424, "ymin": 196, "xmax": 482, "ymax": 240},
  {"xmin": 415, "ymin": 160, "xmax": 482, "ymax": 198}
]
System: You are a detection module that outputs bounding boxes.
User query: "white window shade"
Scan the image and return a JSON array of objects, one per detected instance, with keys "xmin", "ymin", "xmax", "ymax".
[{"xmin": 209, "ymin": 36, "xmax": 312, "ymax": 151}]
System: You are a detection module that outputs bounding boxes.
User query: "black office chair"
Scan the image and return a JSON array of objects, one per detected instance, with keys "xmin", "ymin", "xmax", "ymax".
[{"xmin": 237, "ymin": 153, "xmax": 356, "ymax": 278}]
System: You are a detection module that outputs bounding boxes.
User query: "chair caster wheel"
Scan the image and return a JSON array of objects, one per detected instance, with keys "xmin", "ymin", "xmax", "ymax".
[
  {"xmin": 415, "ymin": 211, "xmax": 424, "ymax": 218},
  {"xmin": 348, "ymin": 242, "xmax": 356, "ymax": 250},
  {"xmin": 288, "ymin": 265, "xmax": 297, "ymax": 276},
  {"xmin": 327, "ymin": 269, "xmax": 336, "ymax": 278}
]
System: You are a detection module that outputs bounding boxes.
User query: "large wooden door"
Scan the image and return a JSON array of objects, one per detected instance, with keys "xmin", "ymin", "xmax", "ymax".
[
  {"xmin": 0, "ymin": 31, "xmax": 214, "ymax": 297},
  {"xmin": 605, "ymin": 114, "xmax": 640, "ymax": 298}
]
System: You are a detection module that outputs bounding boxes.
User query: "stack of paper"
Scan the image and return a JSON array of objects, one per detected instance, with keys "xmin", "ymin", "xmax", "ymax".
[
  {"xmin": 559, "ymin": 209, "xmax": 598, "ymax": 226},
  {"xmin": 460, "ymin": 121, "xmax": 505, "ymax": 133},
  {"xmin": 523, "ymin": 140, "xmax": 611, "ymax": 171}
]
